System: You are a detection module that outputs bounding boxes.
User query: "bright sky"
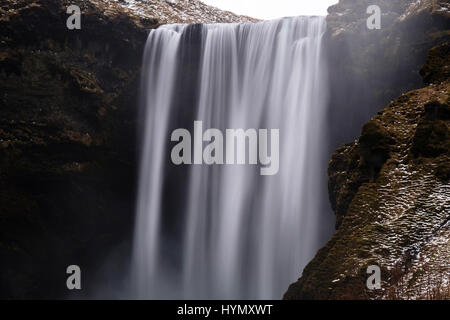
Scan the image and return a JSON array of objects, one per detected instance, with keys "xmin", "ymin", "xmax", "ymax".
[{"xmin": 201, "ymin": 0, "xmax": 339, "ymax": 20}]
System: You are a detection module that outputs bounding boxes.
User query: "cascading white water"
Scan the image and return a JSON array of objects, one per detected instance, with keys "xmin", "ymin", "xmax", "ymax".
[{"xmin": 132, "ymin": 16, "xmax": 329, "ymax": 299}]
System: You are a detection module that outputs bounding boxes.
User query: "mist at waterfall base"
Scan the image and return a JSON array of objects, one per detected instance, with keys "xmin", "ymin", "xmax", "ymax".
[{"xmin": 130, "ymin": 16, "xmax": 334, "ymax": 299}]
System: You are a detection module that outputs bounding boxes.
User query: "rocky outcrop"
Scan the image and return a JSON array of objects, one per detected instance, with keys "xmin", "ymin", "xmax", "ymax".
[
  {"xmin": 284, "ymin": 0, "xmax": 450, "ymax": 299},
  {"xmin": 0, "ymin": 0, "xmax": 251, "ymax": 299},
  {"xmin": 327, "ymin": 0, "xmax": 449, "ymax": 37},
  {"xmin": 110, "ymin": 0, "xmax": 257, "ymax": 24},
  {"xmin": 285, "ymin": 42, "xmax": 450, "ymax": 300},
  {"xmin": 326, "ymin": 0, "xmax": 450, "ymax": 148}
]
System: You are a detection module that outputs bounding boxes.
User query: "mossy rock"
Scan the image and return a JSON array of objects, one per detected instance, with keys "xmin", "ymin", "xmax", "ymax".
[
  {"xmin": 140, "ymin": 17, "xmax": 159, "ymax": 28},
  {"xmin": 359, "ymin": 120, "xmax": 393, "ymax": 178},
  {"xmin": 411, "ymin": 120, "xmax": 450, "ymax": 158},
  {"xmin": 424, "ymin": 100, "xmax": 450, "ymax": 120},
  {"xmin": 420, "ymin": 42, "xmax": 450, "ymax": 84},
  {"xmin": 435, "ymin": 156, "xmax": 450, "ymax": 181}
]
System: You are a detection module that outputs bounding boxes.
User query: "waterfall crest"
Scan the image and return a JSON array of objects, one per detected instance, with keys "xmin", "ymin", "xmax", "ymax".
[{"xmin": 132, "ymin": 16, "xmax": 329, "ymax": 299}]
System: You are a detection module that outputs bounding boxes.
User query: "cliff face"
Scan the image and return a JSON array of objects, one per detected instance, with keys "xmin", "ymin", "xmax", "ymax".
[
  {"xmin": 0, "ymin": 0, "xmax": 250, "ymax": 299},
  {"xmin": 285, "ymin": 0, "xmax": 450, "ymax": 300},
  {"xmin": 326, "ymin": 0, "xmax": 450, "ymax": 148},
  {"xmin": 106, "ymin": 0, "xmax": 257, "ymax": 24},
  {"xmin": 327, "ymin": 0, "xmax": 449, "ymax": 36},
  {"xmin": 285, "ymin": 41, "xmax": 450, "ymax": 300}
]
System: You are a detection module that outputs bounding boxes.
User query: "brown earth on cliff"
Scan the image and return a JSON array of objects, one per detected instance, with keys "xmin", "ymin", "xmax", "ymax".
[{"xmin": 285, "ymin": 42, "xmax": 450, "ymax": 300}]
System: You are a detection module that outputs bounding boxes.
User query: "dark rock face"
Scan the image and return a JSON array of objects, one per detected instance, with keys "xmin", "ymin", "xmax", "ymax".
[
  {"xmin": 326, "ymin": 0, "xmax": 450, "ymax": 149},
  {"xmin": 420, "ymin": 42, "xmax": 450, "ymax": 84},
  {"xmin": 284, "ymin": 43, "xmax": 450, "ymax": 300},
  {"xmin": 0, "ymin": 0, "xmax": 250, "ymax": 299},
  {"xmin": 328, "ymin": 119, "xmax": 395, "ymax": 229},
  {"xmin": 0, "ymin": 0, "xmax": 149, "ymax": 299}
]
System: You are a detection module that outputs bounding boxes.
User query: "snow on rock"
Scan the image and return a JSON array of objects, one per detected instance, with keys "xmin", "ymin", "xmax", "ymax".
[{"xmin": 90, "ymin": 0, "xmax": 257, "ymax": 25}]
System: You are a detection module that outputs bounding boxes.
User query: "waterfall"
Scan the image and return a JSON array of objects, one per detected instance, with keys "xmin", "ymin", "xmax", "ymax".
[{"xmin": 132, "ymin": 16, "xmax": 329, "ymax": 299}]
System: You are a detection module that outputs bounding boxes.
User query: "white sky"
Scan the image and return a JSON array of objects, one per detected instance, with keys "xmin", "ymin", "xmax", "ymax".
[{"xmin": 201, "ymin": 0, "xmax": 339, "ymax": 19}]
